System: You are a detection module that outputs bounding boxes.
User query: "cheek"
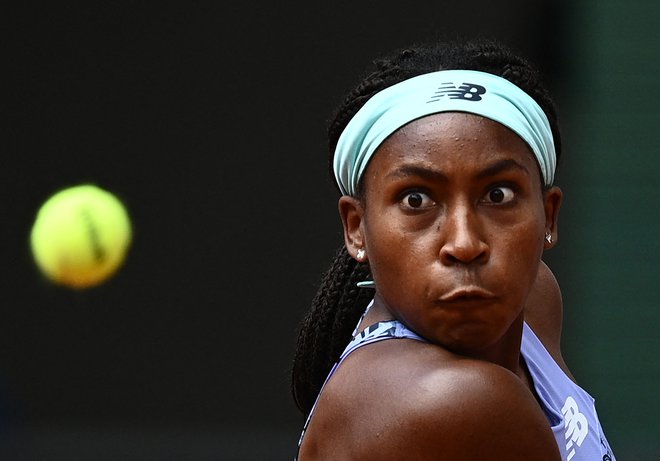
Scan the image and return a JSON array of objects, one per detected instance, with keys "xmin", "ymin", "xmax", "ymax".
[
  {"xmin": 494, "ymin": 199, "xmax": 547, "ymax": 249},
  {"xmin": 499, "ymin": 221, "xmax": 544, "ymax": 253},
  {"xmin": 363, "ymin": 217, "xmax": 421, "ymax": 281},
  {"xmin": 491, "ymin": 219, "xmax": 545, "ymax": 290},
  {"xmin": 500, "ymin": 213, "xmax": 544, "ymax": 251}
]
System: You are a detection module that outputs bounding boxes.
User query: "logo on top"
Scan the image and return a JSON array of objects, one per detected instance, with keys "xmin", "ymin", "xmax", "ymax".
[{"xmin": 427, "ymin": 82, "xmax": 487, "ymax": 102}]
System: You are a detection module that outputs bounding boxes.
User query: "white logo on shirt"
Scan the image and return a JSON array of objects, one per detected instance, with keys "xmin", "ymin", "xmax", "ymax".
[{"xmin": 562, "ymin": 396, "xmax": 589, "ymax": 461}]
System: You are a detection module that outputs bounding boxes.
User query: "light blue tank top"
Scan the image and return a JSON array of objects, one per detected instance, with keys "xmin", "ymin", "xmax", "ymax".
[
  {"xmin": 296, "ymin": 318, "xmax": 616, "ymax": 461},
  {"xmin": 521, "ymin": 322, "xmax": 616, "ymax": 460}
]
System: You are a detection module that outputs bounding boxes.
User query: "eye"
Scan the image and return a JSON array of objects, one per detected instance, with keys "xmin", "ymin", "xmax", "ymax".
[
  {"xmin": 401, "ymin": 191, "xmax": 435, "ymax": 209},
  {"xmin": 483, "ymin": 186, "xmax": 515, "ymax": 204}
]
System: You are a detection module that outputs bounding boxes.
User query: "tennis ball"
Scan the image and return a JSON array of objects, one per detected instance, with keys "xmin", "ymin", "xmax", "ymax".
[{"xmin": 30, "ymin": 184, "xmax": 132, "ymax": 289}]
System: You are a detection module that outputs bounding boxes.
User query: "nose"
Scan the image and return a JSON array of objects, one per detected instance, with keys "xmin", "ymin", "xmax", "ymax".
[{"xmin": 439, "ymin": 204, "xmax": 489, "ymax": 265}]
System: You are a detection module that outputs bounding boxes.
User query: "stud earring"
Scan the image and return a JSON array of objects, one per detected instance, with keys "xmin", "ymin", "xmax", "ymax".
[
  {"xmin": 545, "ymin": 232, "xmax": 552, "ymax": 244},
  {"xmin": 356, "ymin": 248, "xmax": 366, "ymax": 261}
]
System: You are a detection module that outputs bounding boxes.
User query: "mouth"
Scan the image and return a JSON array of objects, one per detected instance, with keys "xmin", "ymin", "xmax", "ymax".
[{"xmin": 437, "ymin": 287, "xmax": 496, "ymax": 303}]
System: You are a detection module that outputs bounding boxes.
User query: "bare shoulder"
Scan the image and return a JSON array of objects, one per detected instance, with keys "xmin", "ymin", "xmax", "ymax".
[
  {"xmin": 524, "ymin": 261, "xmax": 563, "ymax": 344},
  {"xmin": 524, "ymin": 261, "xmax": 574, "ymax": 378},
  {"xmin": 299, "ymin": 339, "xmax": 560, "ymax": 461}
]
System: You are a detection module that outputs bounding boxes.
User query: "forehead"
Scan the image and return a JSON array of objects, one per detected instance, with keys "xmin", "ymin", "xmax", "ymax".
[{"xmin": 368, "ymin": 112, "xmax": 540, "ymax": 178}]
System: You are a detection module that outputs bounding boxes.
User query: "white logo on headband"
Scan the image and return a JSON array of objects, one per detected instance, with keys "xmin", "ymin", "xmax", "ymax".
[
  {"xmin": 333, "ymin": 69, "xmax": 557, "ymax": 196},
  {"xmin": 428, "ymin": 83, "xmax": 487, "ymax": 102}
]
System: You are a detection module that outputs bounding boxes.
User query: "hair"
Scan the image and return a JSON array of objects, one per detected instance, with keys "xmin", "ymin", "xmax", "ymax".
[{"xmin": 291, "ymin": 37, "xmax": 562, "ymax": 416}]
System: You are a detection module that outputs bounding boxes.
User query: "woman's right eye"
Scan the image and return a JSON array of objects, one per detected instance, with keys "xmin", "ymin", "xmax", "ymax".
[{"xmin": 401, "ymin": 191, "xmax": 434, "ymax": 209}]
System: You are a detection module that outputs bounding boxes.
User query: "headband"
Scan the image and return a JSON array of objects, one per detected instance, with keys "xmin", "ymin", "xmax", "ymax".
[{"xmin": 333, "ymin": 69, "xmax": 556, "ymax": 196}]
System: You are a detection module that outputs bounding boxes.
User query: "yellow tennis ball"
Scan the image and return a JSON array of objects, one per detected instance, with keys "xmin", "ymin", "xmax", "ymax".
[{"xmin": 30, "ymin": 184, "xmax": 133, "ymax": 289}]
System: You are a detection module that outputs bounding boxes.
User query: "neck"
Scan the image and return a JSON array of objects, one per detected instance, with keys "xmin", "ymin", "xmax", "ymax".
[
  {"xmin": 357, "ymin": 298, "xmax": 393, "ymax": 331},
  {"xmin": 471, "ymin": 313, "xmax": 525, "ymax": 375}
]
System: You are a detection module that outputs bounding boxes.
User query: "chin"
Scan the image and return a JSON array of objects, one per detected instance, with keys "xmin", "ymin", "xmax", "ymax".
[{"xmin": 435, "ymin": 324, "xmax": 507, "ymax": 356}]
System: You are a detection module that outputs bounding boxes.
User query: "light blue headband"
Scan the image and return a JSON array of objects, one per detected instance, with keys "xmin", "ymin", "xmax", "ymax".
[{"xmin": 333, "ymin": 69, "xmax": 556, "ymax": 196}]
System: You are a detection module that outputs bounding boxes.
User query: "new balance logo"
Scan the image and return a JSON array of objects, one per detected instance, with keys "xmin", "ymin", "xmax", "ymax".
[
  {"xmin": 562, "ymin": 396, "xmax": 589, "ymax": 461},
  {"xmin": 427, "ymin": 82, "xmax": 487, "ymax": 103}
]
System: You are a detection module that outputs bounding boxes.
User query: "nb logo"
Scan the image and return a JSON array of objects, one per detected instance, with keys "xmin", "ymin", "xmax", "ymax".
[
  {"xmin": 427, "ymin": 82, "xmax": 486, "ymax": 103},
  {"xmin": 562, "ymin": 396, "xmax": 589, "ymax": 461}
]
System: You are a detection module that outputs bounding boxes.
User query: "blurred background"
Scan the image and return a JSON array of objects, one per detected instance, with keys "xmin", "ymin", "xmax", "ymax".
[{"xmin": 2, "ymin": 0, "xmax": 659, "ymax": 459}]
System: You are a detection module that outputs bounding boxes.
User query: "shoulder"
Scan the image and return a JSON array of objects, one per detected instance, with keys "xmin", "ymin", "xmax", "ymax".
[
  {"xmin": 524, "ymin": 261, "xmax": 562, "ymax": 343},
  {"xmin": 299, "ymin": 339, "xmax": 560, "ymax": 461},
  {"xmin": 524, "ymin": 261, "xmax": 574, "ymax": 375}
]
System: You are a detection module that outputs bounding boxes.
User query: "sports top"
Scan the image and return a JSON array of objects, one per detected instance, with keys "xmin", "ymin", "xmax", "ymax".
[{"xmin": 296, "ymin": 318, "xmax": 616, "ymax": 461}]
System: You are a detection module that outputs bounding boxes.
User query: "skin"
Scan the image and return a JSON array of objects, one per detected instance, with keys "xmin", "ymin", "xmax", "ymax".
[{"xmin": 298, "ymin": 113, "xmax": 564, "ymax": 460}]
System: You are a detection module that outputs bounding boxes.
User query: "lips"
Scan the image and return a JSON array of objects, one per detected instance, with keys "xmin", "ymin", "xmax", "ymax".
[{"xmin": 437, "ymin": 286, "xmax": 495, "ymax": 303}]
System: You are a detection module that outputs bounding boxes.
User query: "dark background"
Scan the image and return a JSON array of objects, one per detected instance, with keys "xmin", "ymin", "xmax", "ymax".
[{"xmin": 2, "ymin": 1, "xmax": 657, "ymax": 459}]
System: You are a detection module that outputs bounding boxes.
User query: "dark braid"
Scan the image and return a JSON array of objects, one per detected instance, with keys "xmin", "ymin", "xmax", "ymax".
[
  {"xmin": 292, "ymin": 38, "xmax": 562, "ymax": 416},
  {"xmin": 292, "ymin": 247, "xmax": 373, "ymax": 414}
]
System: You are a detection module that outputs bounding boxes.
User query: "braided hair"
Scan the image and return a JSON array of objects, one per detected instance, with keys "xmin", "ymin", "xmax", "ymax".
[{"xmin": 291, "ymin": 38, "xmax": 562, "ymax": 416}]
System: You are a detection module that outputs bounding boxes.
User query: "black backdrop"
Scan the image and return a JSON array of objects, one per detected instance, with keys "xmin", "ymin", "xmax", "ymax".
[{"xmin": 3, "ymin": 1, "xmax": 563, "ymax": 458}]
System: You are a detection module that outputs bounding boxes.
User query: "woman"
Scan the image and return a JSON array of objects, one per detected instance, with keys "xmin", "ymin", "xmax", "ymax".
[{"xmin": 292, "ymin": 38, "xmax": 616, "ymax": 460}]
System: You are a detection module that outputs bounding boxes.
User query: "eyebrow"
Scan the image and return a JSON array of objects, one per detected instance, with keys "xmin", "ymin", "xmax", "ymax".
[
  {"xmin": 386, "ymin": 165, "xmax": 448, "ymax": 182},
  {"xmin": 385, "ymin": 158, "xmax": 531, "ymax": 182},
  {"xmin": 475, "ymin": 158, "xmax": 531, "ymax": 180}
]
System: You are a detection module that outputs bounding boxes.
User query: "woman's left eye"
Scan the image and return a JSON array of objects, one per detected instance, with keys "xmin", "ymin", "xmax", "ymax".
[{"xmin": 483, "ymin": 186, "xmax": 515, "ymax": 204}]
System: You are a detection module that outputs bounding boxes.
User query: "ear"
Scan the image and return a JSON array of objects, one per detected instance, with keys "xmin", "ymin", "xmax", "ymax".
[
  {"xmin": 338, "ymin": 195, "xmax": 365, "ymax": 260},
  {"xmin": 543, "ymin": 186, "xmax": 563, "ymax": 249}
]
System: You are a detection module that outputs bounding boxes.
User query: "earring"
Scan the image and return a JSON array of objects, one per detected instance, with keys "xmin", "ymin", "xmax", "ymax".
[
  {"xmin": 356, "ymin": 248, "xmax": 366, "ymax": 261},
  {"xmin": 545, "ymin": 232, "xmax": 552, "ymax": 244}
]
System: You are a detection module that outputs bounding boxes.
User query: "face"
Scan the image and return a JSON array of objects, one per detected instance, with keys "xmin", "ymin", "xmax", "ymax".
[{"xmin": 340, "ymin": 112, "xmax": 562, "ymax": 357}]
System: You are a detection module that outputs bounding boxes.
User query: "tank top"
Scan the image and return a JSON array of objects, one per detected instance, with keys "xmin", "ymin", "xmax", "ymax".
[{"xmin": 296, "ymin": 318, "xmax": 616, "ymax": 461}]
